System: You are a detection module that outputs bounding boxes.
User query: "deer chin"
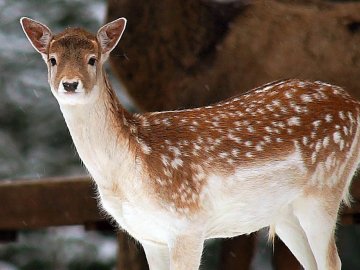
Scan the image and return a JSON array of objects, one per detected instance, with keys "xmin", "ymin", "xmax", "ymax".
[{"xmin": 52, "ymin": 84, "xmax": 100, "ymax": 106}]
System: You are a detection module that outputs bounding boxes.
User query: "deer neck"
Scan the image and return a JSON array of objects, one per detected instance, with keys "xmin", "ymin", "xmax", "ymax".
[{"xmin": 58, "ymin": 75, "xmax": 137, "ymax": 188}]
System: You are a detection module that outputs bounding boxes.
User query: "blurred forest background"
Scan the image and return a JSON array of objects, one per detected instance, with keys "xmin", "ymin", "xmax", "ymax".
[{"xmin": 1, "ymin": 0, "xmax": 360, "ymax": 269}]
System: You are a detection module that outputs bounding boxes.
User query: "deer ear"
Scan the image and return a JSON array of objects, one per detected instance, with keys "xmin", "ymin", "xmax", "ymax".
[
  {"xmin": 20, "ymin": 17, "xmax": 52, "ymax": 56},
  {"xmin": 97, "ymin": 18, "xmax": 127, "ymax": 55}
]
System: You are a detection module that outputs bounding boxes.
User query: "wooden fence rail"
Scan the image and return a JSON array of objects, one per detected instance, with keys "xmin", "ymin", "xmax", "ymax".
[
  {"xmin": 0, "ymin": 176, "xmax": 101, "ymax": 230},
  {"xmin": 0, "ymin": 174, "xmax": 360, "ymax": 269}
]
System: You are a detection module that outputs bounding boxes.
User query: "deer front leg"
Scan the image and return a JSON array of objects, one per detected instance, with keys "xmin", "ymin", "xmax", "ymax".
[
  {"xmin": 169, "ymin": 233, "xmax": 204, "ymax": 270},
  {"xmin": 142, "ymin": 241, "xmax": 170, "ymax": 270}
]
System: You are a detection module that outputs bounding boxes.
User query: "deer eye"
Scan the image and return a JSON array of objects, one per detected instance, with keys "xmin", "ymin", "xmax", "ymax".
[
  {"xmin": 49, "ymin": 57, "xmax": 57, "ymax": 66},
  {"xmin": 88, "ymin": 57, "xmax": 96, "ymax": 66}
]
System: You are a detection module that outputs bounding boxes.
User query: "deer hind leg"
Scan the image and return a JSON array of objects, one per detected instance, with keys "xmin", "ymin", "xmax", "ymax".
[
  {"xmin": 293, "ymin": 196, "xmax": 341, "ymax": 270},
  {"xmin": 274, "ymin": 209, "xmax": 317, "ymax": 270}
]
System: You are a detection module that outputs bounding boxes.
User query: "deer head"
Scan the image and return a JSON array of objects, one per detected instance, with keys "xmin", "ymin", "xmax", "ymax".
[{"xmin": 20, "ymin": 17, "xmax": 127, "ymax": 105}]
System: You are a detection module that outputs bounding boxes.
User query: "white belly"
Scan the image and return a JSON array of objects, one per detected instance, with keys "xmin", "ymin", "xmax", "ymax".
[
  {"xmin": 202, "ymin": 150, "xmax": 306, "ymax": 239},
  {"xmin": 98, "ymin": 148, "xmax": 307, "ymax": 243}
]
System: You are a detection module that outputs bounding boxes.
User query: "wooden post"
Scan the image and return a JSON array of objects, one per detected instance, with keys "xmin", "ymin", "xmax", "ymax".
[
  {"xmin": 219, "ymin": 235, "xmax": 255, "ymax": 269},
  {"xmin": 273, "ymin": 238, "xmax": 302, "ymax": 270},
  {"xmin": 117, "ymin": 231, "xmax": 148, "ymax": 270},
  {"xmin": 0, "ymin": 176, "xmax": 102, "ymax": 230}
]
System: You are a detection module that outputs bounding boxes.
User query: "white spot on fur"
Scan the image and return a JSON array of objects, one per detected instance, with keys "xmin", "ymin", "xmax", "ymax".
[
  {"xmin": 312, "ymin": 120, "xmax": 321, "ymax": 128},
  {"xmin": 294, "ymin": 106, "xmax": 305, "ymax": 113},
  {"xmin": 245, "ymin": 141, "xmax": 253, "ymax": 147},
  {"xmin": 227, "ymin": 159, "xmax": 235, "ymax": 165},
  {"xmin": 348, "ymin": 112, "xmax": 354, "ymax": 123},
  {"xmin": 219, "ymin": 152, "xmax": 228, "ymax": 158},
  {"xmin": 255, "ymin": 144, "xmax": 264, "ymax": 151},
  {"xmin": 325, "ymin": 154, "xmax": 334, "ymax": 170},
  {"xmin": 169, "ymin": 146, "xmax": 181, "ymax": 156},
  {"xmin": 323, "ymin": 136, "xmax": 330, "ymax": 148},
  {"xmin": 264, "ymin": 136, "xmax": 271, "ymax": 143},
  {"xmin": 130, "ymin": 125, "xmax": 137, "ymax": 133},
  {"xmin": 165, "ymin": 140, "xmax": 171, "ymax": 145},
  {"xmin": 164, "ymin": 168, "xmax": 172, "ymax": 177},
  {"xmin": 302, "ymin": 136, "xmax": 308, "ymax": 145},
  {"xmin": 276, "ymin": 121, "xmax": 286, "ymax": 128},
  {"xmin": 287, "ymin": 116, "xmax": 301, "ymax": 126},
  {"xmin": 300, "ymin": 94, "xmax": 313, "ymax": 103},
  {"xmin": 333, "ymin": 131, "xmax": 341, "ymax": 144},
  {"xmin": 272, "ymin": 100, "xmax": 281, "ymax": 107},
  {"xmin": 257, "ymin": 108, "xmax": 266, "ymax": 114},
  {"xmin": 265, "ymin": 126, "xmax": 273, "ymax": 133},
  {"xmin": 162, "ymin": 118, "xmax": 171, "ymax": 126},
  {"xmin": 247, "ymin": 126, "xmax": 255, "ymax": 133},
  {"xmin": 325, "ymin": 114, "xmax": 332, "ymax": 123},
  {"xmin": 280, "ymin": 107, "xmax": 288, "ymax": 114},
  {"xmin": 139, "ymin": 140, "xmax": 151, "ymax": 154},
  {"xmin": 315, "ymin": 140, "xmax": 322, "ymax": 152},
  {"xmin": 171, "ymin": 158, "xmax": 183, "ymax": 169},
  {"xmin": 156, "ymin": 178, "xmax": 166, "ymax": 186},
  {"xmin": 266, "ymin": 104, "xmax": 274, "ymax": 112},
  {"xmin": 231, "ymin": 149, "xmax": 240, "ymax": 157},
  {"xmin": 311, "ymin": 152, "xmax": 317, "ymax": 164},
  {"xmin": 141, "ymin": 118, "xmax": 150, "ymax": 127},
  {"xmin": 228, "ymin": 133, "xmax": 242, "ymax": 143},
  {"xmin": 194, "ymin": 143, "xmax": 201, "ymax": 151},
  {"xmin": 161, "ymin": 155, "xmax": 170, "ymax": 166},
  {"xmin": 340, "ymin": 140, "xmax": 345, "ymax": 151}
]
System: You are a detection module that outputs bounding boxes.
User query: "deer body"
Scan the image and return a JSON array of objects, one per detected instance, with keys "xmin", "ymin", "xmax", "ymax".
[{"xmin": 21, "ymin": 17, "xmax": 360, "ymax": 270}]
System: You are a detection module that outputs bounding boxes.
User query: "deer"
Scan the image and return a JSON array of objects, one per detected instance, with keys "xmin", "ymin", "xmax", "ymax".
[{"xmin": 20, "ymin": 17, "xmax": 360, "ymax": 270}]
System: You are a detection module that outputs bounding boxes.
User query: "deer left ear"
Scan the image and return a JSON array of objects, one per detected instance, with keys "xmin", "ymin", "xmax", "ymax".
[
  {"xmin": 20, "ymin": 17, "xmax": 52, "ymax": 57},
  {"xmin": 97, "ymin": 18, "xmax": 127, "ymax": 56}
]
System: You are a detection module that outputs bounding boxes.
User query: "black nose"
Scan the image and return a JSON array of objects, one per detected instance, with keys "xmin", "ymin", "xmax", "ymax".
[{"xmin": 62, "ymin": 81, "xmax": 78, "ymax": 92}]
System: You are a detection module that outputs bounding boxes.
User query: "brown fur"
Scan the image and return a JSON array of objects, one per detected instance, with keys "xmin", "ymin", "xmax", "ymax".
[{"xmin": 115, "ymin": 79, "xmax": 360, "ymax": 215}]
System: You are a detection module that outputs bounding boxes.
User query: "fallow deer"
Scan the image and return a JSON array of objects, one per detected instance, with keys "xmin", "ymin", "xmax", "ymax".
[{"xmin": 21, "ymin": 17, "xmax": 360, "ymax": 270}]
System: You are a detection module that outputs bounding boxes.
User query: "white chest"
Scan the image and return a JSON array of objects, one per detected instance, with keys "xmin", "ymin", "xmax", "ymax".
[{"xmin": 98, "ymin": 187, "xmax": 186, "ymax": 245}]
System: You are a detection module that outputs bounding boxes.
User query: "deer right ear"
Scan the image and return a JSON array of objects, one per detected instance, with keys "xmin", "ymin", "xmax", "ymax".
[
  {"xmin": 97, "ymin": 18, "xmax": 127, "ymax": 56},
  {"xmin": 20, "ymin": 17, "xmax": 52, "ymax": 56}
]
